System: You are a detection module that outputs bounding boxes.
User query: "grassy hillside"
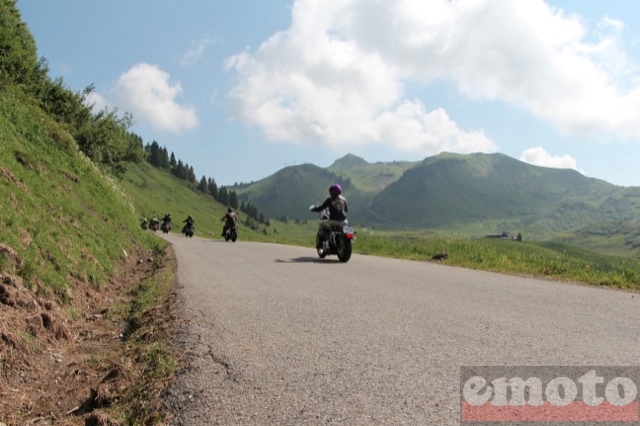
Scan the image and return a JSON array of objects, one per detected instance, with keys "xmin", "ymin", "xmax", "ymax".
[
  {"xmin": 119, "ymin": 161, "xmax": 279, "ymax": 240},
  {"xmin": 0, "ymin": 84, "xmax": 156, "ymax": 295},
  {"xmin": 369, "ymin": 152, "xmax": 617, "ymax": 230},
  {"xmin": 0, "ymin": 79, "xmax": 181, "ymax": 423}
]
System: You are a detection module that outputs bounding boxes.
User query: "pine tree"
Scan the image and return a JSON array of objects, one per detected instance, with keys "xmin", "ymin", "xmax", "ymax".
[
  {"xmin": 207, "ymin": 178, "xmax": 218, "ymax": 199},
  {"xmin": 198, "ymin": 175, "xmax": 208, "ymax": 192}
]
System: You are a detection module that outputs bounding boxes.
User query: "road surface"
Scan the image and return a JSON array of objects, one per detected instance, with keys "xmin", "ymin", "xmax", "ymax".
[{"xmin": 162, "ymin": 233, "xmax": 640, "ymax": 425}]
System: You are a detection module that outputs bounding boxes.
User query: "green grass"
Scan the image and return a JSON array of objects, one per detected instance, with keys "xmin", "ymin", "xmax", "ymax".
[
  {"xmin": 353, "ymin": 232, "xmax": 640, "ymax": 289},
  {"xmin": 0, "ymin": 86, "xmax": 152, "ymax": 298},
  {"xmin": 121, "ymin": 245, "xmax": 178, "ymax": 425}
]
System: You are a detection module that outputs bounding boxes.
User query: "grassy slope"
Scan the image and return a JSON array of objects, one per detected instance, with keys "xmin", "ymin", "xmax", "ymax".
[
  {"xmin": 352, "ymin": 230, "xmax": 640, "ymax": 289},
  {"xmin": 1, "ymin": 82, "xmax": 180, "ymax": 423},
  {"xmin": 119, "ymin": 162, "xmax": 273, "ymax": 240},
  {"xmin": 371, "ymin": 153, "xmax": 600, "ymax": 224},
  {"xmin": 0, "ymin": 85, "xmax": 161, "ymax": 296}
]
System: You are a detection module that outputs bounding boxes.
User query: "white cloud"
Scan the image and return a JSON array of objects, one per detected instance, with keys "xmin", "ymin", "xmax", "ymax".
[
  {"xmin": 425, "ymin": 1, "xmax": 640, "ymax": 140},
  {"xmin": 181, "ymin": 36, "xmax": 218, "ymax": 68},
  {"xmin": 226, "ymin": 0, "xmax": 640, "ymax": 155},
  {"xmin": 112, "ymin": 63, "xmax": 198, "ymax": 134},
  {"xmin": 377, "ymin": 102, "xmax": 496, "ymax": 155},
  {"xmin": 225, "ymin": 0, "xmax": 496, "ymax": 155},
  {"xmin": 519, "ymin": 146, "xmax": 580, "ymax": 171}
]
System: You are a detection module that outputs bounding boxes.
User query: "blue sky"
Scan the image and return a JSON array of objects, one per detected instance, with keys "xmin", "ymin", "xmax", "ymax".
[{"xmin": 16, "ymin": 0, "xmax": 640, "ymax": 187}]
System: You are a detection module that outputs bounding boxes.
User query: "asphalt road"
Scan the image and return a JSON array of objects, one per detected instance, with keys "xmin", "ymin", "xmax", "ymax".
[{"xmin": 162, "ymin": 233, "xmax": 640, "ymax": 425}]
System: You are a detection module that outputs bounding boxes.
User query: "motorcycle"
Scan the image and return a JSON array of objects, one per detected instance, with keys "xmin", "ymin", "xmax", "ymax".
[
  {"xmin": 310, "ymin": 206, "xmax": 356, "ymax": 262},
  {"xmin": 161, "ymin": 220, "xmax": 172, "ymax": 234},
  {"xmin": 223, "ymin": 224, "xmax": 239, "ymax": 242},
  {"xmin": 149, "ymin": 219, "xmax": 160, "ymax": 232},
  {"xmin": 183, "ymin": 223, "xmax": 194, "ymax": 238}
]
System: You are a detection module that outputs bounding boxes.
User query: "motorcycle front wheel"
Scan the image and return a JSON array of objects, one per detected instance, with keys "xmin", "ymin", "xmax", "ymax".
[{"xmin": 316, "ymin": 234, "xmax": 327, "ymax": 258}]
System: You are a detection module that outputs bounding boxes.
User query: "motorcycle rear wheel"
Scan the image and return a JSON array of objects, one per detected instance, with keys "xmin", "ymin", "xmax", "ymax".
[{"xmin": 337, "ymin": 237, "xmax": 352, "ymax": 262}]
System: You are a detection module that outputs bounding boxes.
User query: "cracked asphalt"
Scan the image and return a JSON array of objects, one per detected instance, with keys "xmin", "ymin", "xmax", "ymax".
[{"xmin": 162, "ymin": 234, "xmax": 640, "ymax": 425}]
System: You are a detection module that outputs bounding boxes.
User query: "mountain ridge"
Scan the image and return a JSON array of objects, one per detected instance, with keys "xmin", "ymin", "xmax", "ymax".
[{"xmin": 233, "ymin": 151, "xmax": 640, "ymax": 254}]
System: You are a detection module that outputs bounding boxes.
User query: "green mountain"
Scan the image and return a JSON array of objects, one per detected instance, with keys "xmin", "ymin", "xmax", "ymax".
[
  {"xmin": 329, "ymin": 153, "xmax": 369, "ymax": 170},
  {"xmin": 368, "ymin": 152, "xmax": 620, "ymax": 230},
  {"xmin": 233, "ymin": 151, "xmax": 640, "ymax": 253},
  {"xmin": 327, "ymin": 154, "xmax": 418, "ymax": 193},
  {"xmin": 232, "ymin": 163, "xmax": 353, "ymax": 220}
]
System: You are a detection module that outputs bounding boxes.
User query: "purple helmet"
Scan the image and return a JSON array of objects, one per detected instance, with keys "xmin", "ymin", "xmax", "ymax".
[{"xmin": 329, "ymin": 184, "xmax": 342, "ymax": 197}]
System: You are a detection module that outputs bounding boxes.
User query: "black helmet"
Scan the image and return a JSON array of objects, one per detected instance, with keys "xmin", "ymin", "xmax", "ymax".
[{"xmin": 228, "ymin": 207, "xmax": 234, "ymax": 213}]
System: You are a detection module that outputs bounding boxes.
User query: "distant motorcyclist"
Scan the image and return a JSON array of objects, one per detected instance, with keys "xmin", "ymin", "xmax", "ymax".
[
  {"xmin": 310, "ymin": 184, "xmax": 348, "ymax": 248},
  {"xmin": 150, "ymin": 214, "xmax": 160, "ymax": 231},
  {"xmin": 182, "ymin": 214, "xmax": 194, "ymax": 234},
  {"xmin": 221, "ymin": 207, "xmax": 238, "ymax": 237},
  {"xmin": 161, "ymin": 213, "xmax": 172, "ymax": 232}
]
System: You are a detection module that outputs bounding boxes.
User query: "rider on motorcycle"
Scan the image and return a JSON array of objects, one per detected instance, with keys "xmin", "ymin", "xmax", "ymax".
[
  {"xmin": 182, "ymin": 214, "xmax": 194, "ymax": 234},
  {"xmin": 149, "ymin": 214, "xmax": 160, "ymax": 231},
  {"xmin": 161, "ymin": 213, "xmax": 172, "ymax": 231},
  {"xmin": 221, "ymin": 207, "xmax": 238, "ymax": 237},
  {"xmin": 310, "ymin": 184, "xmax": 348, "ymax": 248}
]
